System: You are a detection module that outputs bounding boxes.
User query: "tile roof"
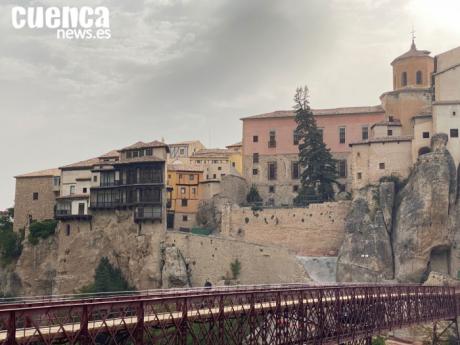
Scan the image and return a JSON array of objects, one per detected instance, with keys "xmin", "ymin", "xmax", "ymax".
[
  {"xmin": 119, "ymin": 140, "xmax": 168, "ymax": 151},
  {"xmin": 226, "ymin": 141, "xmax": 242, "ymax": 148},
  {"xmin": 115, "ymin": 156, "xmax": 165, "ymax": 165},
  {"xmin": 391, "ymin": 41, "xmax": 431, "ymax": 65},
  {"xmin": 15, "ymin": 168, "xmax": 61, "ymax": 179},
  {"xmin": 167, "ymin": 164, "xmax": 204, "ymax": 172},
  {"xmin": 98, "ymin": 150, "xmax": 120, "ymax": 159},
  {"xmin": 241, "ymin": 105, "xmax": 384, "ymax": 120},
  {"xmin": 191, "ymin": 149, "xmax": 232, "ymax": 158},
  {"xmin": 371, "ymin": 120, "xmax": 402, "ymax": 128},
  {"xmin": 169, "ymin": 140, "xmax": 203, "ymax": 146},
  {"xmin": 60, "ymin": 157, "xmax": 101, "ymax": 170},
  {"xmin": 349, "ymin": 135, "xmax": 413, "ymax": 146}
]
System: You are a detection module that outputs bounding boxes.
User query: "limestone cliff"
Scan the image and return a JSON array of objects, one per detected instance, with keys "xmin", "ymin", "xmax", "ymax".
[
  {"xmin": 337, "ymin": 133, "xmax": 460, "ymax": 283},
  {"xmin": 393, "ymin": 133, "xmax": 459, "ymax": 282},
  {"xmin": 336, "ymin": 183, "xmax": 394, "ymax": 282}
]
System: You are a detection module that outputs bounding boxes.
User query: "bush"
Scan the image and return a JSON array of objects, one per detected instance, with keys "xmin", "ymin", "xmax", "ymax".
[
  {"xmin": 28, "ymin": 219, "xmax": 58, "ymax": 245},
  {"xmin": 0, "ymin": 229, "xmax": 23, "ymax": 264},
  {"xmin": 80, "ymin": 257, "xmax": 134, "ymax": 294},
  {"xmin": 246, "ymin": 185, "xmax": 262, "ymax": 204},
  {"xmin": 372, "ymin": 336, "xmax": 385, "ymax": 345},
  {"xmin": 230, "ymin": 259, "xmax": 241, "ymax": 279}
]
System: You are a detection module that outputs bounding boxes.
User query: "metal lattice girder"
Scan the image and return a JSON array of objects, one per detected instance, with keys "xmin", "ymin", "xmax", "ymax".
[{"xmin": 0, "ymin": 284, "xmax": 457, "ymax": 345}]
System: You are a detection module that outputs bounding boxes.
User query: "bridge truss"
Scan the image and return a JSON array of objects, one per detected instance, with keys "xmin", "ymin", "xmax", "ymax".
[{"xmin": 0, "ymin": 284, "xmax": 458, "ymax": 345}]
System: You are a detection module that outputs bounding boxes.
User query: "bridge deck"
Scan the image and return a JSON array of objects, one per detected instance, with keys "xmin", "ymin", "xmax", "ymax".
[{"xmin": 0, "ymin": 285, "xmax": 457, "ymax": 345}]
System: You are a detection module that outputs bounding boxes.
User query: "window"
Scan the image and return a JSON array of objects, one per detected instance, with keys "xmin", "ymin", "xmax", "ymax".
[
  {"xmin": 189, "ymin": 174, "xmax": 194, "ymax": 181},
  {"xmin": 168, "ymin": 174, "xmax": 171, "ymax": 179},
  {"xmin": 181, "ymin": 187, "xmax": 186, "ymax": 194},
  {"xmin": 389, "ymin": 116, "xmax": 394, "ymax": 122},
  {"xmin": 293, "ymin": 130, "xmax": 301, "ymax": 145},
  {"xmin": 269, "ymin": 186, "xmax": 275, "ymax": 193},
  {"xmin": 291, "ymin": 161, "xmax": 300, "ymax": 179},
  {"xmin": 181, "ymin": 199, "xmax": 188, "ymax": 207},
  {"xmin": 379, "ymin": 162, "xmax": 385, "ymax": 170},
  {"xmin": 127, "ymin": 151, "xmax": 132, "ymax": 158},
  {"xmin": 401, "ymin": 72, "xmax": 407, "ymax": 86},
  {"xmin": 453, "ymin": 111, "xmax": 457, "ymax": 116},
  {"xmin": 179, "ymin": 174, "xmax": 183, "ymax": 179},
  {"xmin": 450, "ymin": 129, "xmax": 459, "ymax": 138},
  {"xmin": 139, "ymin": 150, "xmax": 145, "ymax": 157},
  {"xmin": 293, "ymin": 185, "xmax": 299, "ymax": 192},
  {"xmin": 93, "ymin": 175, "xmax": 98, "ymax": 182},
  {"xmin": 133, "ymin": 150, "xmax": 139, "ymax": 158},
  {"xmin": 268, "ymin": 130, "xmax": 276, "ymax": 148},
  {"xmin": 66, "ymin": 224, "xmax": 70, "ymax": 236},
  {"xmin": 213, "ymin": 174, "xmax": 217, "ymax": 179},
  {"xmin": 252, "ymin": 169, "xmax": 258, "ymax": 175},
  {"xmin": 362, "ymin": 126, "xmax": 369, "ymax": 140},
  {"xmin": 182, "ymin": 215, "xmax": 188, "ymax": 221},
  {"xmin": 387, "ymin": 129, "xmax": 393, "ymax": 136},
  {"xmin": 218, "ymin": 167, "xmax": 222, "ymax": 171},
  {"xmin": 232, "ymin": 162, "xmax": 236, "ymax": 167},
  {"xmin": 253, "ymin": 135, "xmax": 258, "ymax": 143},
  {"xmin": 267, "ymin": 162, "xmax": 277, "ymax": 180},
  {"xmin": 338, "ymin": 160, "xmax": 347, "ymax": 178},
  {"xmin": 339, "ymin": 127, "xmax": 346, "ymax": 144},
  {"xmin": 253, "ymin": 153, "xmax": 259, "ymax": 163},
  {"xmin": 192, "ymin": 187, "xmax": 196, "ymax": 195},
  {"xmin": 83, "ymin": 188, "xmax": 87, "ymax": 194},
  {"xmin": 53, "ymin": 176, "xmax": 60, "ymax": 187},
  {"xmin": 357, "ymin": 172, "xmax": 362, "ymax": 180},
  {"xmin": 416, "ymin": 71, "xmax": 422, "ymax": 85},
  {"xmin": 423, "ymin": 132, "xmax": 430, "ymax": 139},
  {"xmin": 179, "ymin": 148, "xmax": 185, "ymax": 155},
  {"xmin": 70, "ymin": 185, "xmax": 75, "ymax": 195},
  {"xmin": 318, "ymin": 128, "xmax": 324, "ymax": 141},
  {"xmin": 146, "ymin": 148, "xmax": 152, "ymax": 156},
  {"xmin": 32, "ymin": 192, "xmax": 39, "ymax": 200}
]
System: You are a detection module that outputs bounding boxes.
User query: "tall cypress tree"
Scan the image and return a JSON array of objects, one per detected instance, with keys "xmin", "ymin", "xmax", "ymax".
[{"xmin": 293, "ymin": 86, "xmax": 338, "ymax": 205}]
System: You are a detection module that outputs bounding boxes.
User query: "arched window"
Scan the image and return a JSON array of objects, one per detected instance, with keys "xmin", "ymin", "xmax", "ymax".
[
  {"xmin": 416, "ymin": 70, "xmax": 422, "ymax": 84},
  {"xmin": 401, "ymin": 72, "xmax": 407, "ymax": 86}
]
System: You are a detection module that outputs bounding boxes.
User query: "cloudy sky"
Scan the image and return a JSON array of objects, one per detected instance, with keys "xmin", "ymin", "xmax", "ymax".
[{"xmin": 1, "ymin": 0, "xmax": 460, "ymax": 209}]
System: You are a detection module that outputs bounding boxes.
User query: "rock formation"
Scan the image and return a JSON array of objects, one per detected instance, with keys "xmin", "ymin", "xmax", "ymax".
[
  {"xmin": 161, "ymin": 245, "xmax": 191, "ymax": 288},
  {"xmin": 393, "ymin": 133, "xmax": 458, "ymax": 282},
  {"xmin": 336, "ymin": 183, "xmax": 394, "ymax": 282},
  {"xmin": 338, "ymin": 133, "xmax": 460, "ymax": 283}
]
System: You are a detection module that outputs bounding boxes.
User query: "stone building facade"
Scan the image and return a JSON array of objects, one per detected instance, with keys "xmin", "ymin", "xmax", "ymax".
[
  {"xmin": 241, "ymin": 107, "xmax": 385, "ymax": 205},
  {"xmin": 167, "ymin": 140, "xmax": 205, "ymax": 164},
  {"xmin": 13, "ymin": 168, "xmax": 61, "ymax": 232}
]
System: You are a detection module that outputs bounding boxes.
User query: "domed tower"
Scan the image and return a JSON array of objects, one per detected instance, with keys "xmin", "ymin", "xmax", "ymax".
[
  {"xmin": 391, "ymin": 39, "xmax": 434, "ymax": 90},
  {"xmin": 380, "ymin": 39, "xmax": 434, "ymax": 135}
]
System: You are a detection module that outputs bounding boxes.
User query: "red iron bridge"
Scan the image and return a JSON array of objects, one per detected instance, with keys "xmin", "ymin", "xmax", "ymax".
[{"xmin": 0, "ymin": 283, "xmax": 459, "ymax": 345}]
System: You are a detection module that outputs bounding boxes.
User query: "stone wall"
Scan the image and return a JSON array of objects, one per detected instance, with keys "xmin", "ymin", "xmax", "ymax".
[
  {"xmin": 14, "ymin": 176, "xmax": 57, "ymax": 232},
  {"xmin": 165, "ymin": 231, "xmax": 310, "ymax": 286},
  {"xmin": 220, "ymin": 202, "xmax": 350, "ymax": 256}
]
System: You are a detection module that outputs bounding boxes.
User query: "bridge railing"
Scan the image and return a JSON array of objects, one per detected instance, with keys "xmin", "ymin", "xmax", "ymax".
[{"xmin": 0, "ymin": 284, "xmax": 456, "ymax": 345}]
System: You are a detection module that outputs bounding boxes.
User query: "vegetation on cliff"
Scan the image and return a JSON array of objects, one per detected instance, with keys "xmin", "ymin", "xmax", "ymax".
[
  {"xmin": 0, "ymin": 208, "xmax": 23, "ymax": 264},
  {"xmin": 293, "ymin": 86, "xmax": 338, "ymax": 205},
  {"xmin": 81, "ymin": 257, "xmax": 134, "ymax": 293},
  {"xmin": 28, "ymin": 219, "xmax": 58, "ymax": 245}
]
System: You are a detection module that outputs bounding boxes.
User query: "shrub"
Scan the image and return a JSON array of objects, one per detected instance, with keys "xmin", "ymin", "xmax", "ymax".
[
  {"xmin": 372, "ymin": 336, "xmax": 385, "ymax": 345},
  {"xmin": 28, "ymin": 219, "xmax": 58, "ymax": 245},
  {"xmin": 0, "ymin": 228, "xmax": 23, "ymax": 264},
  {"xmin": 80, "ymin": 257, "xmax": 134, "ymax": 294},
  {"xmin": 230, "ymin": 259, "xmax": 241, "ymax": 279},
  {"xmin": 246, "ymin": 185, "xmax": 262, "ymax": 204}
]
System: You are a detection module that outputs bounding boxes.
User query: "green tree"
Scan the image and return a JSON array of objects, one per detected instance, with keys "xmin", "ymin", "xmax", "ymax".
[
  {"xmin": 81, "ymin": 257, "xmax": 134, "ymax": 293},
  {"xmin": 246, "ymin": 184, "xmax": 262, "ymax": 204},
  {"xmin": 293, "ymin": 86, "xmax": 338, "ymax": 205},
  {"xmin": 0, "ymin": 207, "xmax": 22, "ymax": 264}
]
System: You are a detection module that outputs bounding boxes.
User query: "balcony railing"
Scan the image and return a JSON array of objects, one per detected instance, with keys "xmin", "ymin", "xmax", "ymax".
[{"xmin": 134, "ymin": 207, "xmax": 162, "ymax": 221}]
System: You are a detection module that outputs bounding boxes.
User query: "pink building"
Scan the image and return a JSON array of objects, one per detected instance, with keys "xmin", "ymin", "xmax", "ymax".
[{"xmin": 241, "ymin": 106, "xmax": 385, "ymax": 205}]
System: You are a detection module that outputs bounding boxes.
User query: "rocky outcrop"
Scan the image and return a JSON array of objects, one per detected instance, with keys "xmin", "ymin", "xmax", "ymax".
[
  {"xmin": 161, "ymin": 245, "xmax": 191, "ymax": 288},
  {"xmin": 336, "ymin": 182, "xmax": 395, "ymax": 282},
  {"xmin": 393, "ymin": 133, "xmax": 458, "ymax": 282}
]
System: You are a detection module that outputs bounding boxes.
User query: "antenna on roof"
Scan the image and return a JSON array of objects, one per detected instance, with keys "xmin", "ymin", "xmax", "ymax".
[{"xmin": 411, "ymin": 26, "xmax": 416, "ymax": 48}]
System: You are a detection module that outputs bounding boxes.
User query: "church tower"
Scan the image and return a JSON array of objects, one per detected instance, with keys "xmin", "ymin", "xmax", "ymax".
[
  {"xmin": 391, "ymin": 39, "xmax": 434, "ymax": 90},
  {"xmin": 380, "ymin": 38, "xmax": 434, "ymax": 135}
]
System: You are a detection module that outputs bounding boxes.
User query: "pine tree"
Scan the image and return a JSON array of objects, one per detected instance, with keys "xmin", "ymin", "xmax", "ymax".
[{"xmin": 293, "ymin": 86, "xmax": 338, "ymax": 205}]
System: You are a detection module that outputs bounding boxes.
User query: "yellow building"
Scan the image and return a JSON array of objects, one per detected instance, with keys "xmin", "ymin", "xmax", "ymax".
[
  {"xmin": 226, "ymin": 142, "xmax": 243, "ymax": 175},
  {"xmin": 166, "ymin": 164, "xmax": 204, "ymax": 231}
]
